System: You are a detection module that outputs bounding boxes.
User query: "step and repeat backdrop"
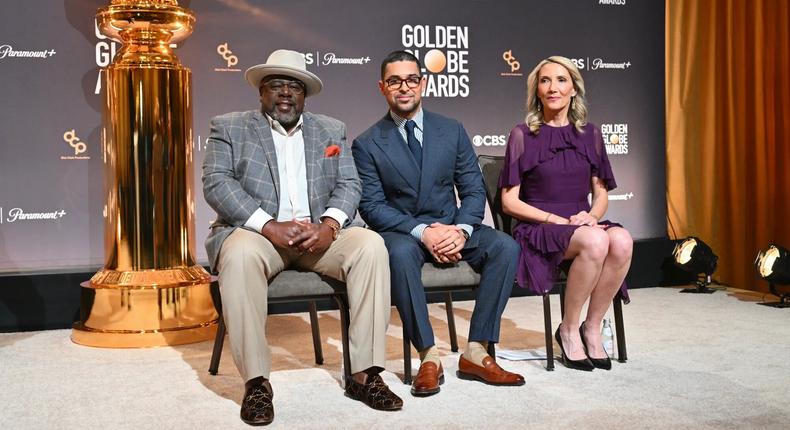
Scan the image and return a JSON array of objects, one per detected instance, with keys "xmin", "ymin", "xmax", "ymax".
[{"xmin": 0, "ymin": 0, "xmax": 665, "ymax": 272}]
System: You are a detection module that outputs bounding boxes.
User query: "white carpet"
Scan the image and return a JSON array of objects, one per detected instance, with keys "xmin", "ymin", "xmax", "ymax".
[{"xmin": 2, "ymin": 287, "xmax": 790, "ymax": 429}]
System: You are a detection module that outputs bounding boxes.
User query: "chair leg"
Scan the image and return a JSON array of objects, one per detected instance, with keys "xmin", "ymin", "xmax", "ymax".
[
  {"xmin": 542, "ymin": 294, "xmax": 554, "ymax": 371},
  {"xmin": 308, "ymin": 301, "xmax": 324, "ymax": 365},
  {"xmin": 444, "ymin": 292, "xmax": 459, "ymax": 353},
  {"xmin": 332, "ymin": 295, "xmax": 352, "ymax": 385},
  {"xmin": 613, "ymin": 296, "xmax": 628, "ymax": 362},
  {"xmin": 402, "ymin": 325, "xmax": 412, "ymax": 385},
  {"xmin": 559, "ymin": 284, "xmax": 566, "ymax": 319},
  {"xmin": 208, "ymin": 316, "xmax": 226, "ymax": 375}
]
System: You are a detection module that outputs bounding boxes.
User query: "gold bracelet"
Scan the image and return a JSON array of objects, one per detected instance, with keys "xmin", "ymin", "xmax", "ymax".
[{"xmin": 321, "ymin": 217, "xmax": 340, "ymax": 240}]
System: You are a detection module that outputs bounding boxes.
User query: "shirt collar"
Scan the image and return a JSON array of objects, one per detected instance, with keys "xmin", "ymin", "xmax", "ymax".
[
  {"xmin": 265, "ymin": 113, "xmax": 303, "ymax": 137},
  {"xmin": 389, "ymin": 108, "xmax": 423, "ymax": 132}
]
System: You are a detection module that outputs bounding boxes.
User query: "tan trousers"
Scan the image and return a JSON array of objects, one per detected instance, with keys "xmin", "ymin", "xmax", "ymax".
[{"xmin": 217, "ymin": 227, "xmax": 390, "ymax": 381}]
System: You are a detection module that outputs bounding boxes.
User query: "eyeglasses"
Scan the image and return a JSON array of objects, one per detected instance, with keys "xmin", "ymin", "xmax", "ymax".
[
  {"xmin": 262, "ymin": 79, "xmax": 306, "ymax": 95},
  {"xmin": 384, "ymin": 75, "xmax": 422, "ymax": 90}
]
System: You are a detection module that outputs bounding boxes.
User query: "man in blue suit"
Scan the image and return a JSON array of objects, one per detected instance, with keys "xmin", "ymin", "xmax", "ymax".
[{"xmin": 353, "ymin": 50, "xmax": 525, "ymax": 397}]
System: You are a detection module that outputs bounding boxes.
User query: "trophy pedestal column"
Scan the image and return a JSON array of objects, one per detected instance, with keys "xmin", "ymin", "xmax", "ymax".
[{"xmin": 71, "ymin": 1, "xmax": 216, "ymax": 348}]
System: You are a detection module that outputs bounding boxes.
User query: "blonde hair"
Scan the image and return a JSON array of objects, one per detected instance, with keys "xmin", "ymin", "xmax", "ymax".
[{"xmin": 525, "ymin": 56, "xmax": 588, "ymax": 134}]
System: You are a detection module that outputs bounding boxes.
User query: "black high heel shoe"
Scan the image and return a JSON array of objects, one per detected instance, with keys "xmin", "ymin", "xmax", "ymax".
[
  {"xmin": 579, "ymin": 322, "xmax": 612, "ymax": 370},
  {"xmin": 554, "ymin": 325, "xmax": 595, "ymax": 371}
]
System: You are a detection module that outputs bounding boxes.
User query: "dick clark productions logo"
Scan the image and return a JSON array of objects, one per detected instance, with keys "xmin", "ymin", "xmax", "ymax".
[
  {"xmin": 61, "ymin": 129, "xmax": 90, "ymax": 160},
  {"xmin": 500, "ymin": 50, "xmax": 522, "ymax": 77},
  {"xmin": 215, "ymin": 42, "xmax": 241, "ymax": 72}
]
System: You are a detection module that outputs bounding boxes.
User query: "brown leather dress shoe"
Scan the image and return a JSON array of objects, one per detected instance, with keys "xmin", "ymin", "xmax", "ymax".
[
  {"xmin": 457, "ymin": 355, "xmax": 525, "ymax": 386},
  {"xmin": 411, "ymin": 361, "xmax": 444, "ymax": 397},
  {"xmin": 240, "ymin": 377, "xmax": 274, "ymax": 426},
  {"xmin": 345, "ymin": 373, "xmax": 403, "ymax": 411}
]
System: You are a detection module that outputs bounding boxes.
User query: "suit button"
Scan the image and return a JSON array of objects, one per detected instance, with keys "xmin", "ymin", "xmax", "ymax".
[{"xmin": 440, "ymin": 210, "xmax": 447, "ymax": 216}]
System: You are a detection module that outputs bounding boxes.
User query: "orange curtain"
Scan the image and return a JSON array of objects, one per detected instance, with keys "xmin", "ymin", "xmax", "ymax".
[{"xmin": 666, "ymin": 0, "xmax": 790, "ymax": 292}]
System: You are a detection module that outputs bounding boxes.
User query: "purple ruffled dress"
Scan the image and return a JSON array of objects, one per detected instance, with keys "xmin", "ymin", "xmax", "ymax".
[{"xmin": 498, "ymin": 122, "xmax": 629, "ymax": 301}]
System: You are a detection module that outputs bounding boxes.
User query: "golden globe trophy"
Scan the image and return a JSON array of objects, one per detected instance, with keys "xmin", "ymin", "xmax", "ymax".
[{"xmin": 72, "ymin": 0, "xmax": 217, "ymax": 347}]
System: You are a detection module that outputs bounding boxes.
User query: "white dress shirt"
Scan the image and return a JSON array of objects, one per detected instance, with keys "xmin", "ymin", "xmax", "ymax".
[{"xmin": 244, "ymin": 114, "xmax": 348, "ymax": 232}]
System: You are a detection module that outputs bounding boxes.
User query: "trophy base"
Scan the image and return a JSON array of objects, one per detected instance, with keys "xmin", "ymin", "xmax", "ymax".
[
  {"xmin": 71, "ymin": 320, "xmax": 217, "ymax": 348},
  {"xmin": 71, "ymin": 266, "xmax": 218, "ymax": 348}
]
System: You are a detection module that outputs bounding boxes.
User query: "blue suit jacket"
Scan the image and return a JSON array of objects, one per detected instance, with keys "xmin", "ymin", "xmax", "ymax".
[{"xmin": 352, "ymin": 110, "xmax": 486, "ymax": 244}]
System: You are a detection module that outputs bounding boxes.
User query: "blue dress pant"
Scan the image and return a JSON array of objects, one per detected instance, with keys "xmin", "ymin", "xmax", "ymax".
[{"xmin": 379, "ymin": 225, "xmax": 520, "ymax": 351}]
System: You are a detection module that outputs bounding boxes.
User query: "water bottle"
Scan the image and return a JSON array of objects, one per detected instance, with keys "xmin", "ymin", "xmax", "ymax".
[{"xmin": 601, "ymin": 318, "xmax": 614, "ymax": 358}]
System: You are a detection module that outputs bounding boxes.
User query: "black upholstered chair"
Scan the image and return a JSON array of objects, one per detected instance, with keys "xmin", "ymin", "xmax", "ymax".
[
  {"xmin": 477, "ymin": 154, "xmax": 628, "ymax": 371},
  {"xmin": 400, "ymin": 263, "xmax": 496, "ymax": 385},
  {"xmin": 207, "ymin": 265, "xmax": 489, "ymax": 386},
  {"xmin": 208, "ymin": 270, "xmax": 352, "ymax": 382}
]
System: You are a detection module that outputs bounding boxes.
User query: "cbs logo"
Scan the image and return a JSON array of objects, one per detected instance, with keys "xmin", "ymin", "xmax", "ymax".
[{"xmin": 472, "ymin": 135, "xmax": 506, "ymax": 147}]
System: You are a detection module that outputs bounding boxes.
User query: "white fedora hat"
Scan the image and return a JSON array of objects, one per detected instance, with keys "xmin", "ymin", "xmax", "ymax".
[{"xmin": 244, "ymin": 49, "xmax": 323, "ymax": 96}]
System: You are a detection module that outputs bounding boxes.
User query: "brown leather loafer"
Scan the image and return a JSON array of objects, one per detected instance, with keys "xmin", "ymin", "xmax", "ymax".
[
  {"xmin": 411, "ymin": 361, "xmax": 444, "ymax": 397},
  {"xmin": 345, "ymin": 373, "xmax": 403, "ymax": 411},
  {"xmin": 240, "ymin": 377, "xmax": 274, "ymax": 426},
  {"xmin": 457, "ymin": 355, "xmax": 525, "ymax": 386}
]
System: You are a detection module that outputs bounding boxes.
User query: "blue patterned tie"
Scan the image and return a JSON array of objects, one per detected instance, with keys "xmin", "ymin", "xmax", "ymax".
[{"xmin": 405, "ymin": 119, "xmax": 422, "ymax": 168}]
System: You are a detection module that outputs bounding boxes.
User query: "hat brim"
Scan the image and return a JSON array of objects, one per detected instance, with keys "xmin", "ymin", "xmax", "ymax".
[{"xmin": 244, "ymin": 64, "xmax": 323, "ymax": 97}]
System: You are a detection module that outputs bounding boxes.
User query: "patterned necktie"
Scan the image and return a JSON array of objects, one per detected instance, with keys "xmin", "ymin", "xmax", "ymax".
[{"xmin": 405, "ymin": 119, "xmax": 422, "ymax": 168}]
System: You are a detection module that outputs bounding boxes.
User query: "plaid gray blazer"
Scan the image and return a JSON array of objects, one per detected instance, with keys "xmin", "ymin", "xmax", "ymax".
[{"xmin": 202, "ymin": 109, "xmax": 360, "ymax": 271}]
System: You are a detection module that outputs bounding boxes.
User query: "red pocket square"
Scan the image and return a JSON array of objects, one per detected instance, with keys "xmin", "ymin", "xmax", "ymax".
[{"xmin": 324, "ymin": 144, "xmax": 341, "ymax": 157}]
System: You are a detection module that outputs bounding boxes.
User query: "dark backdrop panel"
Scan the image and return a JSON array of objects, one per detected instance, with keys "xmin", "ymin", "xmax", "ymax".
[{"xmin": 0, "ymin": 0, "xmax": 664, "ymax": 272}]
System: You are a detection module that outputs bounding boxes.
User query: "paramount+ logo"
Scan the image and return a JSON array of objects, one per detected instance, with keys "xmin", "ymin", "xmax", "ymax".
[
  {"xmin": 0, "ymin": 207, "xmax": 67, "ymax": 224},
  {"xmin": 472, "ymin": 134, "xmax": 507, "ymax": 147},
  {"xmin": 569, "ymin": 57, "xmax": 632, "ymax": 71},
  {"xmin": 303, "ymin": 52, "xmax": 371, "ymax": 66},
  {"xmin": 401, "ymin": 25, "xmax": 470, "ymax": 97},
  {"xmin": 0, "ymin": 45, "xmax": 56, "ymax": 60}
]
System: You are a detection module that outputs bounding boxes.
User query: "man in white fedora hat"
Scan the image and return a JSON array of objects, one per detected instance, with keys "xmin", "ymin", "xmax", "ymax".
[{"xmin": 202, "ymin": 49, "xmax": 402, "ymax": 426}]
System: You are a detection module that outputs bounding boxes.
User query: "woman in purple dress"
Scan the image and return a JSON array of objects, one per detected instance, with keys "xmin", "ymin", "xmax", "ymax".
[{"xmin": 499, "ymin": 56, "xmax": 633, "ymax": 371}]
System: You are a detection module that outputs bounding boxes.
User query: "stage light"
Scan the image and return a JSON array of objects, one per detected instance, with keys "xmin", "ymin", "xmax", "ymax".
[
  {"xmin": 755, "ymin": 244, "xmax": 790, "ymax": 308},
  {"xmin": 672, "ymin": 237, "xmax": 719, "ymax": 293}
]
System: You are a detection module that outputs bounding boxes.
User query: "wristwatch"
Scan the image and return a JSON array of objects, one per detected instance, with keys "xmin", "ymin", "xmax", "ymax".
[{"xmin": 460, "ymin": 229, "xmax": 470, "ymax": 240}]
